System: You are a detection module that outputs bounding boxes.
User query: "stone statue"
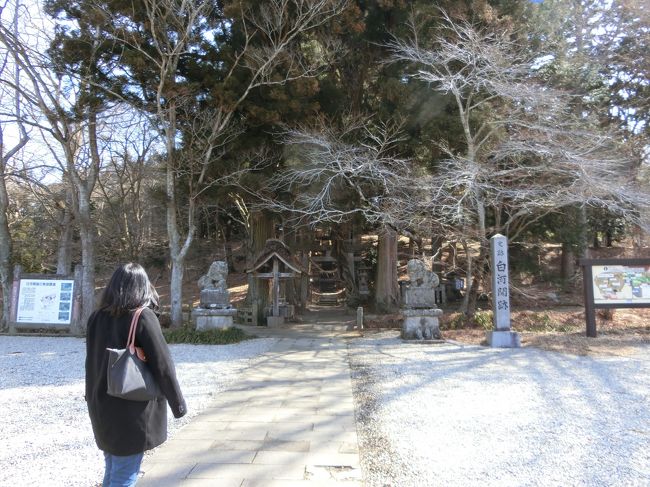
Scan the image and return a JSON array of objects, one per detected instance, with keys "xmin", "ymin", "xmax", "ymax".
[
  {"xmin": 198, "ymin": 261, "xmax": 230, "ymax": 309},
  {"xmin": 407, "ymin": 259, "xmax": 439, "ymax": 289},
  {"xmin": 402, "ymin": 259, "xmax": 442, "ymax": 340},
  {"xmin": 198, "ymin": 261, "xmax": 228, "ymax": 292},
  {"xmin": 403, "ymin": 259, "xmax": 439, "ymax": 309}
]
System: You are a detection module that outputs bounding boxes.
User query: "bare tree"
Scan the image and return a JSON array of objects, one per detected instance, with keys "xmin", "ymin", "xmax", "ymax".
[
  {"xmin": 387, "ymin": 12, "xmax": 649, "ymax": 313},
  {"xmin": 95, "ymin": 0, "xmax": 348, "ymax": 326},
  {"xmin": 94, "ymin": 112, "xmax": 159, "ymax": 261},
  {"xmin": 0, "ymin": 11, "xmax": 118, "ymax": 328},
  {"xmin": 0, "ymin": 0, "xmax": 29, "ymax": 330},
  {"xmin": 255, "ymin": 119, "xmax": 416, "ymax": 309},
  {"xmin": 260, "ymin": 12, "xmax": 649, "ymax": 316}
]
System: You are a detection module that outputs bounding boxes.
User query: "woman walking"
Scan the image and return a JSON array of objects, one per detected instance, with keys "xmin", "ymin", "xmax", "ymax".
[{"xmin": 85, "ymin": 263, "xmax": 186, "ymax": 486}]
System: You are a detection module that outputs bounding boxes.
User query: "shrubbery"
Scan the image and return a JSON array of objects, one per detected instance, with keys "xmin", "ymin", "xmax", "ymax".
[{"xmin": 163, "ymin": 326, "xmax": 252, "ymax": 345}]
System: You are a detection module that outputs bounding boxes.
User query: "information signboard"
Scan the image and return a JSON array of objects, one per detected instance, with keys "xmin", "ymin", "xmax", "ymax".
[
  {"xmin": 15, "ymin": 279, "xmax": 75, "ymax": 325},
  {"xmin": 580, "ymin": 258, "xmax": 650, "ymax": 338},
  {"xmin": 591, "ymin": 265, "xmax": 650, "ymax": 305}
]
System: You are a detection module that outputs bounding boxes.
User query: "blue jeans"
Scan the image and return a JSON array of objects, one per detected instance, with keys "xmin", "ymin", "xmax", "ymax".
[{"xmin": 103, "ymin": 451, "xmax": 144, "ymax": 487}]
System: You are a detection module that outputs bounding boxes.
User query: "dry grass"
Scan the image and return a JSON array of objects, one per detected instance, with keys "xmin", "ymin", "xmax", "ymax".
[{"xmin": 443, "ymin": 308, "xmax": 650, "ymax": 357}]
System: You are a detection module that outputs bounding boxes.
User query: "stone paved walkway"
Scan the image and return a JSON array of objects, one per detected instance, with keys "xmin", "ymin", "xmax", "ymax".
[{"xmin": 139, "ymin": 319, "xmax": 363, "ymax": 486}]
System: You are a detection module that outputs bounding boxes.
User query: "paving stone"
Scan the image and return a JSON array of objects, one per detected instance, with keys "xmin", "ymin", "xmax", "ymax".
[
  {"xmin": 210, "ymin": 440, "xmax": 266, "ymax": 451},
  {"xmin": 260, "ymin": 439, "xmax": 311, "ymax": 452},
  {"xmin": 153, "ymin": 439, "xmax": 214, "ymax": 455},
  {"xmin": 248, "ymin": 481, "xmax": 361, "ymax": 487},
  {"xmin": 144, "ymin": 330, "xmax": 363, "ymax": 485},
  {"xmin": 308, "ymin": 441, "xmax": 359, "ymax": 455},
  {"xmin": 171, "ymin": 425, "xmax": 230, "ymax": 441},
  {"xmin": 306, "ymin": 452, "xmax": 360, "ymax": 468},
  {"xmin": 139, "ymin": 478, "xmax": 244, "ymax": 487},
  {"xmin": 252, "ymin": 450, "xmax": 310, "ymax": 465},
  {"xmin": 189, "ymin": 462, "xmax": 306, "ymax": 480},
  {"xmin": 139, "ymin": 461, "xmax": 196, "ymax": 480},
  {"xmin": 305, "ymin": 464, "xmax": 363, "ymax": 482}
]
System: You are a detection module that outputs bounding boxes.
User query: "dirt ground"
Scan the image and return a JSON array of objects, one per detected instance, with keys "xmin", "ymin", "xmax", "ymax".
[
  {"xmin": 157, "ymin": 242, "xmax": 650, "ymax": 359},
  {"xmin": 202, "ymin": 271, "xmax": 649, "ymax": 358},
  {"xmin": 442, "ymin": 308, "xmax": 650, "ymax": 357}
]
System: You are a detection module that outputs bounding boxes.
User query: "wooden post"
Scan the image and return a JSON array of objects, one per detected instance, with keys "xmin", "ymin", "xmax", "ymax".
[
  {"xmin": 272, "ymin": 258, "xmax": 280, "ymax": 317},
  {"xmin": 581, "ymin": 262, "xmax": 597, "ymax": 338},
  {"xmin": 8, "ymin": 265, "xmax": 22, "ymax": 334}
]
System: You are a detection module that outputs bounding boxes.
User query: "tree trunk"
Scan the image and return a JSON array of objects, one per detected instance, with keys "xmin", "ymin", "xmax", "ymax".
[
  {"xmin": 464, "ymin": 243, "xmax": 489, "ymax": 318},
  {"xmin": 374, "ymin": 226, "xmax": 399, "ymax": 312},
  {"xmin": 223, "ymin": 221, "xmax": 235, "ymax": 272},
  {"xmin": 560, "ymin": 242, "xmax": 575, "ymax": 281},
  {"xmin": 168, "ymin": 252, "xmax": 187, "ymax": 326},
  {"xmin": 164, "ymin": 101, "xmax": 194, "ymax": 328},
  {"xmin": 77, "ymin": 183, "xmax": 96, "ymax": 330},
  {"xmin": 170, "ymin": 256, "xmax": 184, "ymax": 327},
  {"xmin": 332, "ymin": 223, "xmax": 357, "ymax": 306},
  {"xmin": 245, "ymin": 211, "xmax": 274, "ymax": 323},
  {"xmin": 459, "ymin": 240, "xmax": 474, "ymax": 316},
  {"xmin": 167, "ymin": 215, "xmax": 186, "ymax": 328},
  {"xmin": 431, "ymin": 235, "xmax": 444, "ymax": 274},
  {"xmin": 459, "ymin": 240, "xmax": 485, "ymax": 317},
  {"xmin": 577, "ymin": 206, "xmax": 590, "ymax": 258},
  {"xmin": 76, "ymin": 108, "xmax": 102, "ymax": 330},
  {"xmin": 0, "ymin": 173, "xmax": 12, "ymax": 331},
  {"xmin": 284, "ymin": 224, "xmax": 297, "ymax": 307},
  {"xmin": 56, "ymin": 203, "xmax": 73, "ymax": 275},
  {"xmin": 461, "ymin": 192, "xmax": 488, "ymax": 318}
]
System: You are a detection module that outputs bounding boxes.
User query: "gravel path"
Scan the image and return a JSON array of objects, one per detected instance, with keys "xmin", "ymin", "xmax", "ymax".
[
  {"xmin": 0, "ymin": 335, "xmax": 278, "ymax": 487},
  {"xmin": 349, "ymin": 331, "xmax": 650, "ymax": 487},
  {"xmin": 2, "ymin": 332, "xmax": 649, "ymax": 486}
]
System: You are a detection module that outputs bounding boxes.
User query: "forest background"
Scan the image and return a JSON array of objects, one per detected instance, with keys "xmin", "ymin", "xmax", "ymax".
[{"xmin": 0, "ymin": 0, "xmax": 648, "ymax": 332}]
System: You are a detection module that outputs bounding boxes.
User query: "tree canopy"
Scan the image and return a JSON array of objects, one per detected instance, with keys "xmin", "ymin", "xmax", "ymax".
[{"xmin": 0, "ymin": 0, "xmax": 648, "ymax": 327}]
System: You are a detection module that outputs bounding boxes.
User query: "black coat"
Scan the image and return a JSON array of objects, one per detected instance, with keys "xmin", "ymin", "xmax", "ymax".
[{"xmin": 85, "ymin": 307, "xmax": 186, "ymax": 456}]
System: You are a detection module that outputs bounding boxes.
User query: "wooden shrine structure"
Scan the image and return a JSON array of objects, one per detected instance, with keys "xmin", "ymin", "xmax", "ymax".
[{"xmin": 247, "ymin": 239, "xmax": 304, "ymax": 326}]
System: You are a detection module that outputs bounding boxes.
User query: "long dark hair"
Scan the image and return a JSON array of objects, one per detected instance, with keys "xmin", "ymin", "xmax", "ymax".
[{"xmin": 99, "ymin": 263, "xmax": 159, "ymax": 316}]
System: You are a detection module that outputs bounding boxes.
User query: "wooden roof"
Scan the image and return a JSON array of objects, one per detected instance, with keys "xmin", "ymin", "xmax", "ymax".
[{"xmin": 247, "ymin": 239, "xmax": 304, "ymax": 275}]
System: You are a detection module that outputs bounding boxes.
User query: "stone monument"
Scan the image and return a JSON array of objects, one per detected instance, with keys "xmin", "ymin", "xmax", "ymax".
[
  {"xmin": 486, "ymin": 234, "xmax": 520, "ymax": 347},
  {"xmin": 193, "ymin": 261, "xmax": 237, "ymax": 330},
  {"xmin": 401, "ymin": 259, "xmax": 443, "ymax": 340}
]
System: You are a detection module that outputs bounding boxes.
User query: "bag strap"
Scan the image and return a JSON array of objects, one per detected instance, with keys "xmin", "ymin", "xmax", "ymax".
[{"xmin": 126, "ymin": 307, "xmax": 146, "ymax": 353}]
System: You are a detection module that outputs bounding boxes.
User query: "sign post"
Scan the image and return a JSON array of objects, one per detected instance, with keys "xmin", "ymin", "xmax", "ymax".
[{"xmin": 579, "ymin": 258, "xmax": 650, "ymax": 338}]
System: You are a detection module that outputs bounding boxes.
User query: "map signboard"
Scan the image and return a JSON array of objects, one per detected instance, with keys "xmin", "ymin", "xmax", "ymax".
[
  {"xmin": 592, "ymin": 265, "xmax": 650, "ymax": 305},
  {"xmin": 580, "ymin": 258, "xmax": 650, "ymax": 338},
  {"xmin": 15, "ymin": 279, "xmax": 75, "ymax": 325}
]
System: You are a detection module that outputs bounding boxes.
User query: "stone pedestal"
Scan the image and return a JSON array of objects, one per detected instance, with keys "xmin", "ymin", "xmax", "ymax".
[
  {"xmin": 193, "ymin": 308, "xmax": 237, "ymax": 331},
  {"xmin": 487, "ymin": 330, "xmax": 521, "ymax": 348},
  {"xmin": 200, "ymin": 289, "xmax": 230, "ymax": 308},
  {"xmin": 403, "ymin": 288, "xmax": 437, "ymax": 308},
  {"xmin": 266, "ymin": 316, "xmax": 285, "ymax": 327},
  {"xmin": 402, "ymin": 308, "xmax": 443, "ymax": 340},
  {"xmin": 264, "ymin": 304, "xmax": 295, "ymax": 319}
]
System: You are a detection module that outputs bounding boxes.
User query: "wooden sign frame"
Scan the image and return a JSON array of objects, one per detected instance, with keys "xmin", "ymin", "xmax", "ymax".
[
  {"xmin": 9, "ymin": 265, "xmax": 83, "ymax": 335},
  {"xmin": 579, "ymin": 258, "xmax": 650, "ymax": 337}
]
